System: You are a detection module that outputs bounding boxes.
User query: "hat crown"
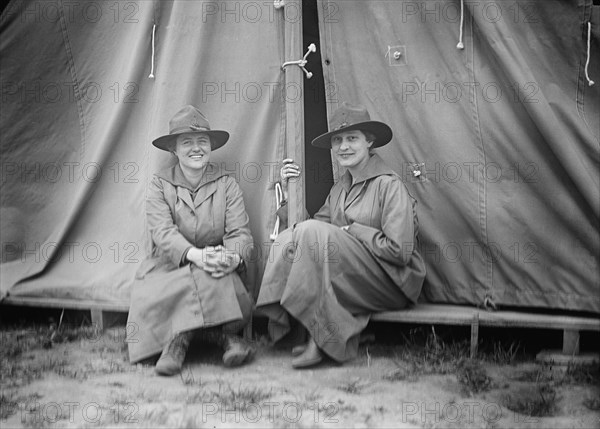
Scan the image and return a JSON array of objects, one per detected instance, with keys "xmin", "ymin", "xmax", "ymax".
[
  {"xmin": 330, "ymin": 102, "xmax": 372, "ymax": 131},
  {"xmin": 169, "ymin": 105, "xmax": 212, "ymax": 135}
]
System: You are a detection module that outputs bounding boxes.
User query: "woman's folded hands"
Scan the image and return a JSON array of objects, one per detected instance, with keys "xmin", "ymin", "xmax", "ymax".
[{"xmin": 187, "ymin": 245, "xmax": 241, "ymax": 278}]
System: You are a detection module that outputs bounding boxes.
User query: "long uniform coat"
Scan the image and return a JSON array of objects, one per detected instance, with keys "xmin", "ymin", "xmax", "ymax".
[
  {"xmin": 256, "ymin": 154, "xmax": 426, "ymax": 362},
  {"xmin": 127, "ymin": 163, "xmax": 253, "ymax": 363}
]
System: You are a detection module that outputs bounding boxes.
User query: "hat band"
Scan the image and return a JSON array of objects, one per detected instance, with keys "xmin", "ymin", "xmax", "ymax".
[
  {"xmin": 334, "ymin": 122, "xmax": 350, "ymax": 130},
  {"xmin": 170, "ymin": 125, "xmax": 211, "ymax": 135}
]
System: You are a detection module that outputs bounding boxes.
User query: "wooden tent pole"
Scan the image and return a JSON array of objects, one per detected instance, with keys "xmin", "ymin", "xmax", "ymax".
[{"xmin": 283, "ymin": 0, "xmax": 306, "ymax": 224}]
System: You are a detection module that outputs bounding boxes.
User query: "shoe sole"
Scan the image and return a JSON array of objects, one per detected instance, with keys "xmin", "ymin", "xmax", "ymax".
[
  {"xmin": 292, "ymin": 355, "xmax": 323, "ymax": 369},
  {"xmin": 291, "ymin": 344, "xmax": 307, "ymax": 356},
  {"xmin": 155, "ymin": 366, "xmax": 181, "ymax": 376},
  {"xmin": 223, "ymin": 349, "xmax": 254, "ymax": 367}
]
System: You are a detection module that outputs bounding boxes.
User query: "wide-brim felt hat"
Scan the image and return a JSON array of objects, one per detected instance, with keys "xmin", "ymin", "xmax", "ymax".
[
  {"xmin": 311, "ymin": 102, "xmax": 393, "ymax": 149},
  {"xmin": 152, "ymin": 105, "xmax": 230, "ymax": 151}
]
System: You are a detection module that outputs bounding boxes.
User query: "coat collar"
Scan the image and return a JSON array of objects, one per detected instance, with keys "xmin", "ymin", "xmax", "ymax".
[
  {"xmin": 155, "ymin": 162, "xmax": 227, "ymax": 192},
  {"xmin": 339, "ymin": 153, "xmax": 397, "ymax": 191}
]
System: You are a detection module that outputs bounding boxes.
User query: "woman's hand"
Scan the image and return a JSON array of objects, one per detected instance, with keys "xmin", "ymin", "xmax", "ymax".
[
  {"xmin": 187, "ymin": 246, "xmax": 241, "ymax": 278},
  {"xmin": 280, "ymin": 158, "xmax": 301, "ymax": 200}
]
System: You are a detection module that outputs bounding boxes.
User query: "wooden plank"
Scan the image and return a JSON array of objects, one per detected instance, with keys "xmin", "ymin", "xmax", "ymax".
[
  {"xmin": 470, "ymin": 313, "xmax": 479, "ymax": 358},
  {"xmin": 371, "ymin": 304, "xmax": 600, "ymax": 332},
  {"xmin": 477, "ymin": 309, "xmax": 600, "ymax": 331},
  {"xmin": 2, "ymin": 296, "xmax": 129, "ymax": 312},
  {"xmin": 372, "ymin": 304, "xmax": 479, "ymax": 325},
  {"xmin": 90, "ymin": 309, "xmax": 105, "ymax": 330}
]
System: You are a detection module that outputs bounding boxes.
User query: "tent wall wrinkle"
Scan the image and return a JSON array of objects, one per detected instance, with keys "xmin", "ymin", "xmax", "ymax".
[
  {"xmin": 317, "ymin": 0, "xmax": 599, "ymax": 313},
  {"xmin": 1, "ymin": 0, "xmax": 598, "ymax": 314},
  {"xmin": 1, "ymin": 0, "xmax": 286, "ymax": 303}
]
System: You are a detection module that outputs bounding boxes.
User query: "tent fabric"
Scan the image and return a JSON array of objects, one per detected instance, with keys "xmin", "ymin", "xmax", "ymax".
[
  {"xmin": 1, "ymin": 0, "xmax": 288, "ymax": 302},
  {"xmin": 1, "ymin": 0, "xmax": 598, "ymax": 314},
  {"xmin": 317, "ymin": 0, "xmax": 599, "ymax": 312}
]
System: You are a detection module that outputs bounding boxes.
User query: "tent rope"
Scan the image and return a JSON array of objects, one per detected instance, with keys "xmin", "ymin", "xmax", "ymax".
[
  {"xmin": 585, "ymin": 21, "xmax": 595, "ymax": 87},
  {"xmin": 149, "ymin": 23, "xmax": 156, "ymax": 79},
  {"xmin": 457, "ymin": 0, "xmax": 464, "ymax": 50},
  {"xmin": 269, "ymin": 182, "xmax": 284, "ymax": 241}
]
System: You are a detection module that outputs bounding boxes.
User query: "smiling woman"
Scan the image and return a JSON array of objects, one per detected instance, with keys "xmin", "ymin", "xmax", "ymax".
[
  {"xmin": 127, "ymin": 105, "xmax": 255, "ymax": 376},
  {"xmin": 173, "ymin": 133, "xmax": 213, "ymax": 181},
  {"xmin": 257, "ymin": 102, "xmax": 426, "ymax": 369}
]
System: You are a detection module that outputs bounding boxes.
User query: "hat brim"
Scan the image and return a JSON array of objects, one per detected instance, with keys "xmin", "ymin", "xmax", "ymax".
[
  {"xmin": 152, "ymin": 130, "xmax": 230, "ymax": 152},
  {"xmin": 311, "ymin": 121, "xmax": 393, "ymax": 149}
]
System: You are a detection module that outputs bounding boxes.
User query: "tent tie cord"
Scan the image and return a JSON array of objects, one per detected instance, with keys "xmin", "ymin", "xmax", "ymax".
[
  {"xmin": 456, "ymin": 0, "xmax": 465, "ymax": 50},
  {"xmin": 269, "ymin": 182, "xmax": 284, "ymax": 241},
  {"xmin": 149, "ymin": 23, "xmax": 157, "ymax": 79},
  {"xmin": 585, "ymin": 21, "xmax": 595, "ymax": 86}
]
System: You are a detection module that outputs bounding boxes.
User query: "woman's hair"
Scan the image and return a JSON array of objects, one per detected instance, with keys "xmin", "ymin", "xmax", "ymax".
[
  {"xmin": 361, "ymin": 130, "xmax": 377, "ymax": 154},
  {"xmin": 361, "ymin": 130, "xmax": 376, "ymax": 144}
]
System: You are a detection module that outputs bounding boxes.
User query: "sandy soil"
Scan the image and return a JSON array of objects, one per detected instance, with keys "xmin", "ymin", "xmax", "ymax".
[{"xmin": 1, "ymin": 325, "xmax": 599, "ymax": 429}]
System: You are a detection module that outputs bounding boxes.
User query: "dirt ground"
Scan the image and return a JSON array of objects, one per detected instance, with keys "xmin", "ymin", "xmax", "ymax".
[{"xmin": 1, "ymin": 319, "xmax": 599, "ymax": 429}]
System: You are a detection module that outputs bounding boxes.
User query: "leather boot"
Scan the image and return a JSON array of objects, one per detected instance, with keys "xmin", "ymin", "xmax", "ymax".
[
  {"xmin": 155, "ymin": 331, "xmax": 193, "ymax": 376},
  {"xmin": 292, "ymin": 338, "xmax": 322, "ymax": 369},
  {"xmin": 222, "ymin": 334, "xmax": 254, "ymax": 367}
]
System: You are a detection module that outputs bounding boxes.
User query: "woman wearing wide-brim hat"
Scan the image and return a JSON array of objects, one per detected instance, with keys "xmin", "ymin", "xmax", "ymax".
[
  {"xmin": 127, "ymin": 105, "xmax": 254, "ymax": 376},
  {"xmin": 256, "ymin": 102, "xmax": 426, "ymax": 368}
]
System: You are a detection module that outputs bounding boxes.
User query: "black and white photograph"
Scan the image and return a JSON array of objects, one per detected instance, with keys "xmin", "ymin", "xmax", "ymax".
[{"xmin": 1, "ymin": 0, "xmax": 599, "ymax": 428}]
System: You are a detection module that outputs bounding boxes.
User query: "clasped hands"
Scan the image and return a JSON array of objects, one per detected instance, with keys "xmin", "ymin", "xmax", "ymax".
[{"xmin": 186, "ymin": 245, "xmax": 241, "ymax": 278}]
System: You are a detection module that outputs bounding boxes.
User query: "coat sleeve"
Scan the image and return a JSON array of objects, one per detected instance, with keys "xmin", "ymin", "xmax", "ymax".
[
  {"xmin": 346, "ymin": 177, "xmax": 415, "ymax": 266},
  {"xmin": 146, "ymin": 176, "xmax": 193, "ymax": 266},
  {"xmin": 222, "ymin": 177, "xmax": 253, "ymax": 260}
]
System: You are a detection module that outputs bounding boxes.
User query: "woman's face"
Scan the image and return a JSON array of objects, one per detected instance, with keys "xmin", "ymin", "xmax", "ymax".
[
  {"xmin": 174, "ymin": 132, "xmax": 212, "ymax": 171},
  {"xmin": 330, "ymin": 130, "xmax": 373, "ymax": 172}
]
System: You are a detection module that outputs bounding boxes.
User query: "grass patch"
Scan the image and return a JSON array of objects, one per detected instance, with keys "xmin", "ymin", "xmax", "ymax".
[
  {"xmin": 320, "ymin": 399, "xmax": 356, "ymax": 414},
  {"xmin": 0, "ymin": 393, "xmax": 19, "ymax": 420},
  {"xmin": 456, "ymin": 360, "xmax": 493, "ymax": 394},
  {"xmin": 1, "ymin": 355, "xmax": 68, "ymax": 389},
  {"xmin": 513, "ymin": 361, "xmax": 554, "ymax": 383},
  {"xmin": 16, "ymin": 394, "xmax": 71, "ymax": 428},
  {"xmin": 55, "ymin": 357, "xmax": 130, "ymax": 380},
  {"xmin": 336, "ymin": 378, "xmax": 371, "ymax": 395},
  {"xmin": 513, "ymin": 361, "xmax": 599, "ymax": 386},
  {"xmin": 211, "ymin": 382, "xmax": 273, "ymax": 411},
  {"xmin": 180, "ymin": 369, "xmax": 204, "ymax": 387},
  {"xmin": 563, "ymin": 362, "xmax": 600, "ymax": 385},
  {"xmin": 302, "ymin": 387, "xmax": 321, "ymax": 403},
  {"xmin": 484, "ymin": 340, "xmax": 521, "ymax": 365},
  {"xmin": 583, "ymin": 394, "xmax": 600, "ymax": 411},
  {"xmin": 503, "ymin": 383, "xmax": 558, "ymax": 417},
  {"xmin": 141, "ymin": 404, "xmax": 172, "ymax": 426},
  {"xmin": 383, "ymin": 327, "xmax": 470, "ymax": 382}
]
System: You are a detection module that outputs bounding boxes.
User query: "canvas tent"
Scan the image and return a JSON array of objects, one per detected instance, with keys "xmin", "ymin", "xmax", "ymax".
[{"xmin": 1, "ymin": 0, "xmax": 598, "ymax": 314}]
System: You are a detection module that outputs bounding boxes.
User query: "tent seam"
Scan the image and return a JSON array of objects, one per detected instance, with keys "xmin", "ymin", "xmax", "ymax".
[
  {"xmin": 320, "ymin": 0, "xmax": 340, "ymax": 182},
  {"xmin": 58, "ymin": 0, "xmax": 86, "ymax": 161},
  {"xmin": 465, "ymin": 6, "xmax": 493, "ymax": 303}
]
